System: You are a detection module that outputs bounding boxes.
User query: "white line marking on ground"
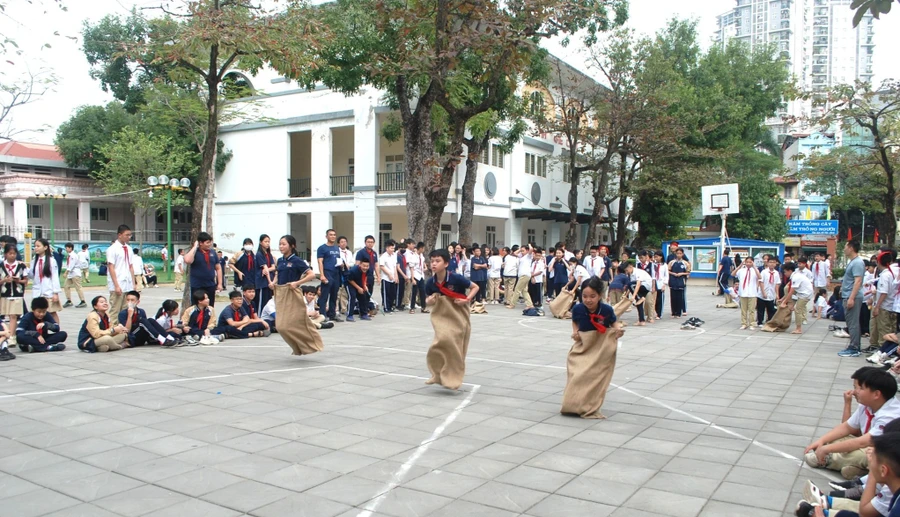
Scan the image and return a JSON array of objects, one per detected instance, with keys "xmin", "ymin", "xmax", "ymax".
[{"xmin": 356, "ymin": 384, "xmax": 481, "ymax": 517}]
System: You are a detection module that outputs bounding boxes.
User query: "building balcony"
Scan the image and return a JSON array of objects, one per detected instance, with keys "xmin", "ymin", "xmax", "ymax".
[
  {"xmin": 377, "ymin": 171, "xmax": 406, "ymax": 192},
  {"xmin": 331, "ymin": 175, "xmax": 354, "ymax": 196},
  {"xmin": 288, "ymin": 178, "xmax": 310, "ymax": 198}
]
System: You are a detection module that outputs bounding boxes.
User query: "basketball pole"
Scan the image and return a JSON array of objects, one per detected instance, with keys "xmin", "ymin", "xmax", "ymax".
[{"xmin": 720, "ymin": 212, "xmax": 727, "ymax": 260}]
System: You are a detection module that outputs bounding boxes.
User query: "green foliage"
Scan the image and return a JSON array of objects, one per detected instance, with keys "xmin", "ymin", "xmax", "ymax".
[
  {"xmin": 55, "ymin": 103, "xmax": 134, "ymax": 172},
  {"xmin": 95, "ymin": 127, "xmax": 192, "ymax": 210},
  {"xmin": 850, "ymin": 0, "xmax": 895, "ymax": 26},
  {"xmin": 804, "ymin": 147, "xmax": 887, "ymax": 216},
  {"xmin": 723, "ymin": 149, "xmax": 787, "ymax": 242}
]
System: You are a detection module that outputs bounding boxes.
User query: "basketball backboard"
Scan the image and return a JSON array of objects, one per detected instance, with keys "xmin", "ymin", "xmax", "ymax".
[{"xmin": 701, "ymin": 183, "xmax": 740, "ymax": 216}]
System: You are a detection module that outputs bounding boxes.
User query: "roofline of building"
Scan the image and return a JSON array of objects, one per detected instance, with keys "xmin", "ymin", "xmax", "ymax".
[{"xmin": 0, "ymin": 154, "xmax": 83, "ymax": 170}]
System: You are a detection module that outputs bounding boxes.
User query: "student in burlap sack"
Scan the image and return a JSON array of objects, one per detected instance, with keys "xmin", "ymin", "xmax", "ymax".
[
  {"xmin": 423, "ymin": 248, "xmax": 478, "ymax": 390},
  {"xmin": 270, "ymin": 235, "xmax": 323, "ymax": 356},
  {"xmin": 560, "ymin": 276, "xmax": 628, "ymax": 419}
]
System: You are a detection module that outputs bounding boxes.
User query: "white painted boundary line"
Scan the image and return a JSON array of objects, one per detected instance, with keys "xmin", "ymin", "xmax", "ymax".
[{"xmin": 356, "ymin": 385, "xmax": 481, "ymax": 517}]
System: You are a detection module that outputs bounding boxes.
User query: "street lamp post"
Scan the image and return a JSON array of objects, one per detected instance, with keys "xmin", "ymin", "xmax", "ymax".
[
  {"xmin": 147, "ymin": 175, "xmax": 191, "ymax": 277},
  {"xmin": 35, "ymin": 186, "xmax": 68, "ymax": 247}
]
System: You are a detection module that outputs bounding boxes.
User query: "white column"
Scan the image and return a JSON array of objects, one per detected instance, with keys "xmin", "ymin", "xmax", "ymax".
[
  {"xmin": 353, "ymin": 193, "xmax": 378, "ymax": 252},
  {"xmin": 310, "ymin": 127, "xmax": 333, "ymax": 197},
  {"xmin": 78, "ymin": 201, "xmax": 91, "ymax": 241},
  {"xmin": 352, "ymin": 99, "xmax": 380, "ymax": 250},
  {"xmin": 549, "ymin": 225, "xmax": 561, "ymax": 248},
  {"xmin": 505, "ymin": 215, "xmax": 523, "ymax": 248},
  {"xmin": 12, "ymin": 198, "xmax": 27, "ymax": 240},
  {"xmin": 309, "ymin": 210, "xmax": 333, "ymax": 273}
]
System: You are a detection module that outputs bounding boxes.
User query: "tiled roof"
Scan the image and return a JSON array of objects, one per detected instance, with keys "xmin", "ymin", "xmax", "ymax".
[{"xmin": 0, "ymin": 141, "xmax": 64, "ymax": 161}]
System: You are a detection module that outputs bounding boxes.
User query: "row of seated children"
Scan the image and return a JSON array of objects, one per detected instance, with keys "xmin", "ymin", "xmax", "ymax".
[{"xmin": 797, "ymin": 367, "xmax": 900, "ymax": 516}]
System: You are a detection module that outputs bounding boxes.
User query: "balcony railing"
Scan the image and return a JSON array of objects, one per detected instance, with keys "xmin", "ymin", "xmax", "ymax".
[
  {"xmin": 331, "ymin": 175, "xmax": 354, "ymax": 195},
  {"xmin": 377, "ymin": 171, "xmax": 406, "ymax": 192},
  {"xmin": 288, "ymin": 178, "xmax": 311, "ymax": 198}
]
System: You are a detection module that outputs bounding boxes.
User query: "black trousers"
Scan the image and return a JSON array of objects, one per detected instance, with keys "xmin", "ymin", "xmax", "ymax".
[
  {"xmin": 627, "ymin": 284, "xmax": 650, "ymax": 321},
  {"xmin": 474, "ymin": 281, "xmax": 486, "ymax": 302},
  {"xmin": 348, "ymin": 287, "xmax": 371, "ymax": 316},
  {"xmin": 756, "ymin": 299, "xmax": 776, "ymax": 326},
  {"xmin": 127, "ymin": 317, "xmax": 170, "ymax": 346},
  {"xmin": 655, "ymin": 291, "xmax": 664, "ymax": 319},
  {"xmin": 396, "ymin": 276, "xmax": 406, "ymax": 308},
  {"xmin": 528, "ymin": 282, "xmax": 543, "ymax": 307},
  {"xmin": 410, "ymin": 279, "xmax": 425, "ymax": 310},
  {"xmin": 860, "ymin": 303, "xmax": 871, "ymax": 335},
  {"xmin": 17, "ymin": 331, "xmax": 68, "ymax": 351},
  {"xmin": 319, "ymin": 271, "xmax": 340, "ymax": 319},
  {"xmin": 213, "ymin": 321, "xmax": 266, "ymax": 339},
  {"xmin": 670, "ymin": 289, "xmax": 685, "ymax": 316},
  {"xmin": 382, "ymin": 281, "xmax": 397, "ymax": 311}
]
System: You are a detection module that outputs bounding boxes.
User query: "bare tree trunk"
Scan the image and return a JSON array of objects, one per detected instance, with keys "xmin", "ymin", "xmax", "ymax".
[
  {"xmin": 613, "ymin": 155, "xmax": 629, "ymax": 255},
  {"xmin": 565, "ymin": 165, "xmax": 581, "ymax": 250},
  {"xmin": 458, "ymin": 134, "xmax": 488, "ymax": 246},
  {"xmin": 205, "ymin": 143, "xmax": 217, "ymax": 237},
  {"xmin": 584, "ymin": 166, "xmax": 611, "ymax": 250}
]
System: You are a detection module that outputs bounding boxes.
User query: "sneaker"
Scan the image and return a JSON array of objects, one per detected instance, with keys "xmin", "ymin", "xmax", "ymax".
[
  {"xmin": 185, "ymin": 336, "xmax": 198, "ymax": 346},
  {"xmin": 680, "ymin": 323, "xmax": 696, "ymax": 330},
  {"xmin": 830, "ymin": 484, "xmax": 864, "ymax": 500},
  {"xmin": 794, "ymin": 500, "xmax": 815, "ymax": 517},
  {"xmin": 332, "ymin": 316, "xmax": 344, "ymax": 323},
  {"xmin": 863, "ymin": 345, "xmax": 880, "ymax": 353},
  {"xmin": 48, "ymin": 344, "xmax": 66, "ymax": 352},
  {"xmin": 320, "ymin": 321, "xmax": 334, "ymax": 329},
  {"xmin": 75, "ymin": 302, "xmax": 87, "ymax": 308},
  {"xmin": 63, "ymin": 301, "xmax": 73, "ymax": 308},
  {"xmin": 868, "ymin": 352, "xmax": 885, "ymax": 364},
  {"xmin": 841, "ymin": 465, "xmax": 866, "ymax": 479},
  {"xmin": 361, "ymin": 314, "xmax": 371, "ymax": 321},
  {"xmin": 262, "ymin": 329, "xmax": 271, "ymax": 337},
  {"xmin": 834, "ymin": 330, "xmax": 851, "ymax": 338},
  {"xmin": 346, "ymin": 316, "xmax": 356, "ymax": 322},
  {"xmin": 838, "ymin": 348, "xmax": 861, "ymax": 358},
  {"xmin": 18, "ymin": 343, "xmax": 30, "ymax": 353},
  {"xmin": 0, "ymin": 347, "xmax": 14, "ymax": 361},
  {"xmin": 803, "ymin": 480, "xmax": 825, "ymax": 507}
]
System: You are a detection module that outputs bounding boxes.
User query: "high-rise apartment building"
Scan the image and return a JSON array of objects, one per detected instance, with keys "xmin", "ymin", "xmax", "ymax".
[{"xmin": 715, "ymin": 0, "xmax": 874, "ymax": 136}]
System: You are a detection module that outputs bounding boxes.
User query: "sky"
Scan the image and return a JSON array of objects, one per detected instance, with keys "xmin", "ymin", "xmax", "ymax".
[{"xmin": 1, "ymin": 0, "xmax": 899, "ymax": 145}]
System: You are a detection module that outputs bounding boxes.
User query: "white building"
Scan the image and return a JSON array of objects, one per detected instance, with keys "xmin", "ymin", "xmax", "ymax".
[
  {"xmin": 715, "ymin": 0, "xmax": 875, "ymax": 136},
  {"xmin": 214, "ymin": 67, "xmax": 611, "ymax": 257},
  {"xmin": 0, "ymin": 141, "xmax": 191, "ymax": 245}
]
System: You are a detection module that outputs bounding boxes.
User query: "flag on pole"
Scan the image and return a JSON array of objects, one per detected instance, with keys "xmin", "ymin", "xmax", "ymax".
[
  {"xmin": 875, "ymin": 229, "xmax": 880, "ymax": 243},
  {"xmin": 786, "ymin": 206, "xmax": 791, "ymax": 218},
  {"xmin": 827, "ymin": 206, "xmax": 832, "ymax": 220},
  {"xmin": 848, "ymin": 227, "xmax": 853, "ymax": 241},
  {"xmin": 805, "ymin": 207, "xmax": 812, "ymax": 220}
]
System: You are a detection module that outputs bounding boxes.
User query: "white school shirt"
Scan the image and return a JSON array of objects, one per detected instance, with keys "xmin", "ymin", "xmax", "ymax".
[
  {"xmin": 572, "ymin": 264, "xmax": 590, "ymax": 285},
  {"xmin": 790, "ymin": 271, "xmax": 814, "ymax": 301},
  {"xmin": 758, "ymin": 268, "xmax": 781, "ymax": 301},
  {"xmin": 812, "ymin": 260, "xmax": 831, "ymax": 288},
  {"xmin": 65, "ymin": 252, "xmax": 84, "ymax": 279},
  {"xmin": 78, "ymin": 249, "xmax": 90, "ymax": 267},
  {"xmin": 877, "ymin": 267, "xmax": 897, "ymax": 310},
  {"xmin": 654, "ymin": 262, "xmax": 669, "ymax": 289},
  {"xmin": 583, "ymin": 256, "xmax": 601, "ymax": 277},
  {"xmin": 799, "ymin": 267, "xmax": 814, "ymax": 283},
  {"xmin": 630, "ymin": 267, "xmax": 651, "ymax": 287},
  {"xmin": 563, "ymin": 250, "xmax": 574, "ymax": 262},
  {"xmin": 132, "ymin": 255, "xmax": 144, "ymax": 276},
  {"xmin": 517, "ymin": 252, "xmax": 533, "ymax": 277},
  {"xmin": 261, "ymin": 298, "xmax": 276, "ymax": 322},
  {"xmin": 735, "ymin": 266, "xmax": 760, "ymax": 298},
  {"xmin": 340, "ymin": 248, "xmax": 355, "ymax": 270},
  {"xmin": 29, "ymin": 256, "xmax": 61, "ymax": 297},
  {"xmin": 531, "ymin": 259, "xmax": 545, "ymax": 283},
  {"xmin": 106, "ymin": 242, "xmax": 135, "ymax": 292},
  {"xmin": 157, "ymin": 312, "xmax": 178, "ymax": 331},
  {"xmin": 379, "ymin": 251, "xmax": 397, "ymax": 283},
  {"xmin": 815, "ymin": 296, "xmax": 828, "ymax": 317},
  {"xmin": 488, "ymin": 256, "xmax": 502, "ymax": 279},
  {"xmin": 404, "ymin": 249, "xmax": 422, "ymax": 281},
  {"xmin": 459, "ymin": 258, "xmax": 471, "ymax": 279},
  {"xmin": 502, "ymin": 255, "xmax": 518, "ymax": 276},
  {"xmin": 174, "ymin": 255, "xmax": 185, "ymax": 274},
  {"xmin": 848, "ymin": 397, "xmax": 900, "ymax": 436},
  {"xmin": 864, "ymin": 271, "xmax": 877, "ymax": 303}
]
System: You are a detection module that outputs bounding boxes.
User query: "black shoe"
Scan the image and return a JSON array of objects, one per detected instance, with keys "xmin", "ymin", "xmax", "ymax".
[
  {"xmin": 332, "ymin": 316, "xmax": 344, "ymax": 323},
  {"xmin": 863, "ymin": 345, "xmax": 880, "ymax": 353},
  {"xmin": 19, "ymin": 343, "xmax": 30, "ymax": 353},
  {"xmin": 794, "ymin": 501, "xmax": 815, "ymax": 517},
  {"xmin": 63, "ymin": 301, "xmax": 73, "ymax": 308},
  {"xmin": 48, "ymin": 344, "xmax": 66, "ymax": 352},
  {"xmin": 0, "ymin": 347, "xmax": 14, "ymax": 361},
  {"xmin": 320, "ymin": 321, "xmax": 334, "ymax": 329},
  {"xmin": 75, "ymin": 302, "xmax": 87, "ymax": 308},
  {"xmin": 829, "ymin": 477, "xmax": 863, "ymax": 491}
]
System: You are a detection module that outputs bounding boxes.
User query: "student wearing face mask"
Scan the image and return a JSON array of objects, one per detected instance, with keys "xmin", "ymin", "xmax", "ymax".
[{"xmin": 229, "ymin": 238, "xmax": 259, "ymax": 291}]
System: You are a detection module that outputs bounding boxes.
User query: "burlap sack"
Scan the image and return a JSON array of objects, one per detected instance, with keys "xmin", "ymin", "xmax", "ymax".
[
  {"xmin": 761, "ymin": 304, "xmax": 792, "ymax": 332},
  {"xmin": 273, "ymin": 284, "xmax": 324, "ymax": 355},
  {"xmin": 560, "ymin": 323, "xmax": 621, "ymax": 419},
  {"xmin": 550, "ymin": 287, "xmax": 575, "ymax": 319},
  {"xmin": 425, "ymin": 296, "xmax": 471, "ymax": 390}
]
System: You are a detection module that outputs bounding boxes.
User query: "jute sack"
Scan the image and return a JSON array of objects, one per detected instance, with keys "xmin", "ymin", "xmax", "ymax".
[
  {"xmin": 273, "ymin": 284, "xmax": 324, "ymax": 355},
  {"xmin": 425, "ymin": 296, "xmax": 471, "ymax": 390},
  {"xmin": 550, "ymin": 287, "xmax": 576, "ymax": 319},
  {"xmin": 761, "ymin": 304, "xmax": 792, "ymax": 332},
  {"xmin": 560, "ymin": 298, "xmax": 630, "ymax": 419}
]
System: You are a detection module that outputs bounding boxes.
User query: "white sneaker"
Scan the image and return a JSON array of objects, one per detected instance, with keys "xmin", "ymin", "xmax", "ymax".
[
  {"xmin": 739, "ymin": 325, "xmax": 747, "ymax": 330},
  {"xmin": 834, "ymin": 330, "xmax": 851, "ymax": 338},
  {"xmin": 868, "ymin": 352, "xmax": 885, "ymax": 364}
]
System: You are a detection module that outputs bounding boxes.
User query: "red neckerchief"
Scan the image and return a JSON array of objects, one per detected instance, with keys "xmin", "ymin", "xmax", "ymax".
[
  {"xmin": 123, "ymin": 245, "xmax": 131, "ymax": 270},
  {"xmin": 201, "ymin": 249, "xmax": 211, "ymax": 268},
  {"xmin": 264, "ymin": 250, "xmax": 272, "ymax": 267},
  {"xmin": 37, "ymin": 257, "xmax": 43, "ymax": 282},
  {"xmin": 5, "ymin": 261, "xmax": 16, "ymax": 278},
  {"xmin": 247, "ymin": 302, "xmax": 257, "ymax": 319},
  {"xmin": 768, "ymin": 270, "xmax": 776, "ymax": 283},
  {"xmin": 366, "ymin": 248, "xmax": 376, "ymax": 264},
  {"xmin": 196, "ymin": 308, "xmax": 205, "ymax": 329},
  {"xmin": 742, "ymin": 268, "xmax": 752, "ymax": 289},
  {"xmin": 131, "ymin": 310, "xmax": 139, "ymax": 327},
  {"xmin": 100, "ymin": 313, "xmax": 109, "ymax": 330},
  {"xmin": 589, "ymin": 313, "xmax": 608, "ymax": 333},
  {"xmin": 864, "ymin": 407, "xmax": 874, "ymax": 434},
  {"xmin": 247, "ymin": 251, "xmax": 254, "ymax": 271},
  {"xmin": 435, "ymin": 275, "xmax": 467, "ymax": 300}
]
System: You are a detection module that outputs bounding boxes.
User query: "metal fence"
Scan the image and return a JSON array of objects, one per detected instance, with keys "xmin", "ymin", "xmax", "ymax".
[
  {"xmin": 377, "ymin": 171, "xmax": 406, "ymax": 192},
  {"xmin": 288, "ymin": 178, "xmax": 311, "ymax": 198},
  {"xmin": 330, "ymin": 175, "xmax": 354, "ymax": 195}
]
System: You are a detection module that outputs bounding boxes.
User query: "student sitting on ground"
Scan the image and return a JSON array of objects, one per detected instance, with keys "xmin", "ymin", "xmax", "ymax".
[
  {"xmin": 155, "ymin": 300, "xmax": 185, "ymax": 343},
  {"xmin": 261, "ymin": 297, "xmax": 276, "ymax": 332},
  {"xmin": 240, "ymin": 285, "xmax": 270, "ymax": 333},
  {"xmin": 216, "ymin": 290, "xmax": 269, "ymax": 339},
  {"xmin": 805, "ymin": 367, "xmax": 900, "ymax": 479},
  {"xmin": 181, "ymin": 291, "xmax": 223, "ymax": 344},
  {"xmin": 302, "ymin": 285, "xmax": 334, "ymax": 329},
  {"xmin": 16, "ymin": 297, "xmax": 67, "ymax": 352},
  {"xmin": 814, "ymin": 288, "xmax": 829, "ymax": 320},
  {"xmin": 77, "ymin": 295, "xmax": 128, "ymax": 353},
  {"xmin": 831, "ymin": 286, "xmax": 847, "ymax": 321},
  {"xmin": 118, "ymin": 290, "xmax": 176, "ymax": 346},
  {"xmin": 143, "ymin": 264, "xmax": 158, "ymax": 287},
  {"xmin": 0, "ymin": 321, "xmax": 14, "ymax": 360}
]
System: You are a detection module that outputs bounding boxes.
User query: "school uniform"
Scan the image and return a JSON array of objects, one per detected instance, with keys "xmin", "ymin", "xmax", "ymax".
[
  {"xmin": 276, "ymin": 254, "xmax": 311, "ymax": 285},
  {"xmin": 528, "ymin": 259, "xmax": 545, "ymax": 308},
  {"xmin": 355, "ymin": 246, "xmax": 379, "ymax": 294},
  {"xmin": 255, "ymin": 249, "xmax": 275, "ymax": 313},
  {"xmin": 502, "ymin": 255, "xmax": 518, "ymax": 304},
  {"xmin": 569, "ymin": 265, "xmax": 590, "ymax": 301},
  {"xmin": 78, "ymin": 249, "xmax": 91, "ymax": 282},
  {"xmin": 261, "ymin": 298, "xmax": 277, "ymax": 331},
  {"xmin": 757, "ymin": 268, "xmax": 781, "ymax": 326},
  {"xmin": 630, "ymin": 267, "xmax": 652, "ymax": 322},
  {"xmin": 608, "ymin": 273, "xmax": 629, "ymax": 306},
  {"xmin": 511, "ymin": 252, "xmax": 534, "ymax": 308},
  {"xmin": 118, "ymin": 307, "xmax": 171, "ymax": 346},
  {"xmin": 571, "ymin": 301, "xmax": 617, "ymax": 332},
  {"xmin": 425, "ymin": 272, "xmax": 471, "ymax": 297},
  {"xmin": 669, "ymin": 259, "xmax": 688, "ymax": 317},
  {"xmin": 0, "ymin": 259, "xmax": 27, "ymax": 316},
  {"xmin": 583, "ymin": 255, "xmax": 605, "ymax": 280},
  {"xmin": 174, "ymin": 255, "xmax": 185, "ymax": 291},
  {"xmin": 338, "ymin": 247, "xmax": 355, "ymax": 315},
  {"xmin": 405, "ymin": 249, "xmax": 426, "ymax": 310},
  {"xmin": 862, "ymin": 270, "xmax": 876, "ymax": 336},
  {"xmin": 549, "ymin": 257, "xmax": 569, "ymax": 298},
  {"xmin": 470, "ymin": 256, "xmax": 488, "ymax": 303},
  {"xmin": 63, "ymin": 252, "xmax": 86, "ymax": 304},
  {"xmin": 155, "ymin": 312, "xmax": 184, "ymax": 340},
  {"xmin": 316, "ymin": 242, "xmax": 342, "ymax": 319},
  {"xmin": 16, "ymin": 312, "xmax": 67, "ymax": 352},
  {"xmin": 379, "ymin": 251, "xmax": 398, "ymax": 312},
  {"xmin": 216, "ymin": 303, "xmax": 266, "ymax": 339},
  {"xmin": 448, "ymin": 255, "xmax": 459, "ymax": 274},
  {"xmin": 231, "ymin": 251, "xmax": 260, "ymax": 290},
  {"xmin": 78, "ymin": 311, "xmax": 125, "ymax": 353},
  {"xmin": 28, "ymin": 256, "xmax": 62, "ymax": 312},
  {"xmin": 717, "ymin": 255, "xmax": 734, "ymax": 296},
  {"xmin": 396, "ymin": 251, "xmax": 409, "ymax": 309},
  {"xmin": 190, "ymin": 248, "xmax": 219, "ymax": 307},
  {"xmin": 219, "ymin": 255, "xmax": 228, "ymax": 290},
  {"xmin": 789, "ymin": 271, "xmax": 814, "ymax": 328},
  {"xmin": 812, "ymin": 259, "xmax": 831, "ymax": 289},
  {"xmin": 105, "ymin": 242, "xmax": 136, "ymax": 305},
  {"xmin": 181, "ymin": 304, "xmax": 219, "ymax": 338},
  {"xmin": 132, "ymin": 254, "xmax": 145, "ymax": 292},
  {"xmin": 346, "ymin": 265, "xmax": 371, "ymax": 317},
  {"xmin": 874, "ymin": 266, "xmax": 899, "ymax": 346},
  {"xmin": 654, "ymin": 262, "xmax": 668, "ymax": 319},
  {"xmin": 735, "ymin": 266, "xmax": 760, "ymax": 327},
  {"xmin": 487, "ymin": 255, "xmax": 503, "ymax": 302}
]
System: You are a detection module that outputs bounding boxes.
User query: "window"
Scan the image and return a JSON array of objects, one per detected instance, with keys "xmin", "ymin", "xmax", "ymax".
[
  {"xmin": 379, "ymin": 223, "xmax": 392, "ymax": 251},
  {"xmin": 32, "ymin": 167, "xmax": 52, "ymax": 175},
  {"xmin": 526, "ymin": 228, "xmax": 536, "ymax": 245},
  {"xmin": 73, "ymin": 169, "xmax": 89, "ymax": 178},
  {"xmin": 10, "ymin": 165, "xmax": 29, "ymax": 174},
  {"xmin": 485, "ymin": 225, "xmax": 496, "ymax": 248},
  {"xmin": 538, "ymin": 156, "xmax": 548, "ymax": 177},
  {"xmin": 529, "ymin": 91, "xmax": 544, "ymax": 117},
  {"xmin": 784, "ymin": 185, "xmax": 795, "ymax": 199},
  {"xmin": 385, "ymin": 155, "xmax": 404, "ymax": 174},
  {"xmin": 91, "ymin": 207, "xmax": 109, "ymax": 221},
  {"xmin": 479, "ymin": 145, "xmax": 489, "ymax": 165},
  {"xmin": 28, "ymin": 204, "xmax": 43, "ymax": 219},
  {"xmin": 525, "ymin": 153, "xmax": 535, "ymax": 175},
  {"xmin": 525, "ymin": 153, "xmax": 547, "ymax": 177},
  {"xmin": 563, "ymin": 163, "xmax": 571, "ymax": 183},
  {"xmin": 542, "ymin": 229, "xmax": 547, "ymax": 249},
  {"xmin": 440, "ymin": 224, "xmax": 452, "ymax": 249},
  {"xmin": 491, "ymin": 145, "xmax": 504, "ymax": 168},
  {"xmin": 348, "ymin": 158, "xmax": 355, "ymax": 176}
]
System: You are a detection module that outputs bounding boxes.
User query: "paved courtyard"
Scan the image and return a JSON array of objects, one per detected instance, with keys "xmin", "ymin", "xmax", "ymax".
[{"xmin": 0, "ymin": 282, "xmax": 864, "ymax": 517}]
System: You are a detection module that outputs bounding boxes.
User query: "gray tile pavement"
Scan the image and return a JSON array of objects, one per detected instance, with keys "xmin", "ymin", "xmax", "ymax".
[{"xmin": 0, "ymin": 284, "xmax": 874, "ymax": 516}]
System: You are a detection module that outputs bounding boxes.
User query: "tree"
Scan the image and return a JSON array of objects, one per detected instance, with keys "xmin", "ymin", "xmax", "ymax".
[
  {"xmin": 95, "ymin": 127, "xmax": 193, "ymax": 244},
  {"xmin": 721, "ymin": 149, "xmax": 786, "ymax": 242},
  {"xmin": 811, "ymin": 81, "xmax": 900, "ymax": 246},
  {"xmin": 311, "ymin": 0, "xmax": 627, "ymax": 252},
  {"xmin": 850, "ymin": 0, "xmax": 896, "ymax": 26},
  {"xmin": 55, "ymin": 102, "xmax": 135, "ymax": 171},
  {"xmin": 0, "ymin": 69, "xmax": 55, "ymax": 141}
]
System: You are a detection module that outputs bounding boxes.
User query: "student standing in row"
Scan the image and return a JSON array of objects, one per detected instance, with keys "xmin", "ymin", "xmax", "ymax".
[
  {"xmin": 487, "ymin": 247, "xmax": 503, "ymax": 304},
  {"xmin": 106, "ymin": 225, "xmax": 135, "ymax": 315},
  {"xmin": 668, "ymin": 248, "xmax": 689, "ymax": 318},
  {"xmin": 229, "ymin": 238, "xmax": 259, "ymax": 293},
  {"xmin": 0, "ymin": 243, "xmax": 27, "ymax": 345},
  {"xmin": 509, "ymin": 245, "xmax": 535, "ymax": 310},
  {"xmin": 501, "ymin": 247, "xmax": 518, "ymax": 305},
  {"xmin": 184, "ymin": 232, "xmax": 223, "ymax": 307},
  {"xmin": 255, "ymin": 234, "xmax": 276, "ymax": 314},
  {"xmin": 63, "ymin": 242, "xmax": 87, "ymax": 308},
  {"xmin": 174, "ymin": 249, "xmax": 185, "ymax": 291},
  {"xmin": 734, "ymin": 256, "xmax": 761, "ymax": 330},
  {"xmin": 529, "ymin": 247, "xmax": 546, "ymax": 308},
  {"xmin": 316, "ymin": 229, "xmax": 342, "ymax": 323},
  {"xmin": 653, "ymin": 251, "xmax": 668, "ymax": 320},
  {"xmin": 379, "ymin": 240, "xmax": 398, "ymax": 313},
  {"xmin": 469, "ymin": 246, "xmax": 488, "ymax": 304},
  {"xmin": 30, "ymin": 238, "xmax": 63, "ymax": 321},
  {"xmin": 757, "ymin": 257, "xmax": 781, "ymax": 326}
]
